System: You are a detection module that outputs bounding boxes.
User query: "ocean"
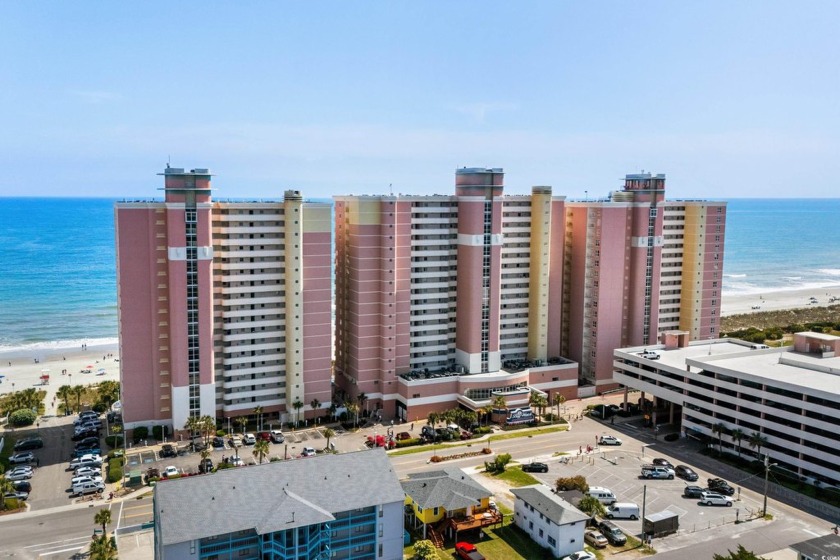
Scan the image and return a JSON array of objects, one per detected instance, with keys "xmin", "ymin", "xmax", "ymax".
[{"xmin": 1, "ymin": 197, "xmax": 838, "ymax": 351}]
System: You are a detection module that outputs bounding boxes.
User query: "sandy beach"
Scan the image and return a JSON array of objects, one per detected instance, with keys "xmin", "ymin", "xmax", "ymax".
[
  {"xmin": 0, "ymin": 341, "xmax": 120, "ymax": 415},
  {"xmin": 721, "ymin": 286, "xmax": 840, "ymax": 316}
]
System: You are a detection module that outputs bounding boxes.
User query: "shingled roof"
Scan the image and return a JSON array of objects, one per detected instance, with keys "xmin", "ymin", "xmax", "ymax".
[
  {"xmin": 401, "ymin": 467, "xmax": 493, "ymax": 511},
  {"xmin": 511, "ymin": 485, "xmax": 589, "ymax": 525},
  {"xmin": 153, "ymin": 448, "xmax": 404, "ymax": 546}
]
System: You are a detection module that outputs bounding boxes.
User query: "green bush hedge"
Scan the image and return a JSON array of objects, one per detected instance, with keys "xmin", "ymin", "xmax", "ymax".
[
  {"xmin": 107, "ymin": 456, "xmax": 124, "ymax": 484},
  {"xmin": 395, "ymin": 438, "xmax": 421, "ymax": 448},
  {"xmin": 9, "ymin": 409, "xmax": 36, "ymax": 427},
  {"xmin": 133, "ymin": 426, "xmax": 149, "ymax": 443},
  {"xmin": 152, "ymin": 426, "xmax": 164, "ymax": 441},
  {"xmin": 105, "ymin": 435, "xmax": 124, "ymax": 448}
]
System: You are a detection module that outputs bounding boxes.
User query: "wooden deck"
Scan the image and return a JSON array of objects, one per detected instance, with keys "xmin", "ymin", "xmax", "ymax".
[{"xmin": 448, "ymin": 510, "xmax": 502, "ymax": 532}]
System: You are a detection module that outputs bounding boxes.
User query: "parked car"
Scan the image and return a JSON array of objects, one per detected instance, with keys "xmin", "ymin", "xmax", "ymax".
[
  {"xmin": 73, "ymin": 466, "xmax": 102, "ymax": 478},
  {"xmin": 72, "ymin": 481, "xmax": 105, "ymax": 497},
  {"xmin": 675, "ymin": 465, "xmax": 698, "ymax": 481},
  {"xmin": 14, "ymin": 437, "xmax": 43, "ymax": 451},
  {"xmin": 562, "ymin": 552, "xmax": 596, "ymax": 560},
  {"xmin": 707, "ymin": 478, "xmax": 736, "ymax": 496},
  {"xmin": 639, "ymin": 350, "xmax": 660, "ymax": 360},
  {"xmin": 455, "ymin": 542, "xmax": 486, "ymax": 560},
  {"xmin": 641, "ymin": 465, "xmax": 674, "ymax": 479},
  {"xmin": 256, "ymin": 432, "xmax": 272, "ymax": 442},
  {"xmin": 12, "ymin": 480, "xmax": 32, "ymax": 493},
  {"xmin": 301, "ymin": 447, "xmax": 316, "ymax": 457},
  {"xmin": 71, "ymin": 474, "xmax": 104, "ymax": 486},
  {"xmin": 228, "ymin": 435, "xmax": 243, "ymax": 448},
  {"xmin": 9, "ymin": 452, "xmax": 35, "ymax": 464},
  {"xmin": 230, "ymin": 456, "xmax": 245, "ymax": 467},
  {"xmin": 652, "ymin": 458, "xmax": 674, "ymax": 469},
  {"xmin": 683, "ymin": 485, "xmax": 706, "ymax": 499},
  {"xmin": 212, "ymin": 436, "xmax": 226, "ymax": 448},
  {"xmin": 159, "ymin": 444, "xmax": 177, "ymax": 458},
  {"xmin": 242, "ymin": 433, "xmax": 256, "ymax": 445},
  {"xmin": 599, "ymin": 435, "xmax": 622, "ymax": 446},
  {"xmin": 74, "ymin": 437, "xmax": 100, "ymax": 450},
  {"xmin": 72, "ymin": 429, "xmax": 99, "ymax": 441},
  {"xmin": 74, "ymin": 447, "xmax": 101, "ymax": 458},
  {"xmin": 69, "ymin": 454, "xmax": 103, "ymax": 470},
  {"xmin": 584, "ymin": 530, "xmax": 608, "ymax": 549},
  {"xmin": 198, "ymin": 458, "xmax": 214, "ymax": 474},
  {"xmin": 3, "ymin": 491, "xmax": 29, "ymax": 501},
  {"xmin": 395, "ymin": 432, "xmax": 412, "ymax": 441},
  {"xmin": 700, "ymin": 492, "xmax": 733, "ymax": 507},
  {"xmin": 597, "ymin": 520, "xmax": 627, "ymax": 546},
  {"xmin": 163, "ymin": 466, "xmax": 180, "ymax": 478},
  {"xmin": 269, "ymin": 430, "xmax": 285, "ymax": 444},
  {"xmin": 6, "ymin": 469, "xmax": 33, "ymax": 481},
  {"xmin": 522, "ymin": 462, "xmax": 549, "ymax": 473}
]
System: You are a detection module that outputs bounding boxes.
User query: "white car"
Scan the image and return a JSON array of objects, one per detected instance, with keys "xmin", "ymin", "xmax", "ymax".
[
  {"xmin": 563, "ymin": 552, "xmax": 596, "ymax": 560},
  {"xmin": 7, "ymin": 469, "xmax": 33, "ymax": 481},
  {"xmin": 73, "ymin": 465, "xmax": 102, "ymax": 477},
  {"xmin": 301, "ymin": 447, "xmax": 316, "ymax": 457},
  {"xmin": 230, "ymin": 456, "xmax": 245, "ymax": 467},
  {"xmin": 242, "ymin": 433, "xmax": 256, "ymax": 445},
  {"xmin": 269, "ymin": 430, "xmax": 285, "ymax": 443},
  {"xmin": 69, "ymin": 454, "xmax": 103, "ymax": 469},
  {"xmin": 163, "ymin": 466, "xmax": 180, "ymax": 478},
  {"xmin": 9, "ymin": 452, "xmax": 36, "ymax": 464},
  {"xmin": 700, "ymin": 492, "xmax": 733, "ymax": 507},
  {"xmin": 71, "ymin": 474, "xmax": 104, "ymax": 486},
  {"xmin": 599, "ymin": 435, "xmax": 622, "ymax": 446}
]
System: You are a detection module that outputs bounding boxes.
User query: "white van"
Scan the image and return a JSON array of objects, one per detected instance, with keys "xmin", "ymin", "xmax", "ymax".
[
  {"xmin": 606, "ymin": 502, "xmax": 640, "ymax": 520},
  {"xmin": 72, "ymin": 480, "xmax": 105, "ymax": 497},
  {"xmin": 587, "ymin": 486, "xmax": 617, "ymax": 505},
  {"xmin": 749, "ymin": 343, "xmax": 770, "ymax": 350}
]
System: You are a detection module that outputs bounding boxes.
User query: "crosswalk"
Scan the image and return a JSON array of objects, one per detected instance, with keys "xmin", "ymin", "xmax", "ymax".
[{"xmin": 23, "ymin": 535, "xmax": 90, "ymax": 558}]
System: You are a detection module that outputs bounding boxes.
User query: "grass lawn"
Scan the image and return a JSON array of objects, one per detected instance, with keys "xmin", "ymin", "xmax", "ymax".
[
  {"xmin": 488, "ymin": 425, "xmax": 567, "ymax": 442},
  {"xmin": 482, "ymin": 466, "xmax": 542, "ymax": 487}
]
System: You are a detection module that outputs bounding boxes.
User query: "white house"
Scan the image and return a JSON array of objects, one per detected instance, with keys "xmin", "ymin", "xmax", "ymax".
[{"xmin": 511, "ymin": 485, "xmax": 590, "ymax": 558}]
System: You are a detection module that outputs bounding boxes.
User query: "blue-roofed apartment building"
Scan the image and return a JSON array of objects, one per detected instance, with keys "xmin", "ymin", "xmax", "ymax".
[{"xmin": 152, "ymin": 449, "xmax": 405, "ymax": 560}]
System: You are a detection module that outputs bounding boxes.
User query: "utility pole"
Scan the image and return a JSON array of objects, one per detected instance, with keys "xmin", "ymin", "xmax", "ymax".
[
  {"xmin": 762, "ymin": 455, "xmax": 771, "ymax": 517},
  {"xmin": 641, "ymin": 484, "xmax": 647, "ymax": 529}
]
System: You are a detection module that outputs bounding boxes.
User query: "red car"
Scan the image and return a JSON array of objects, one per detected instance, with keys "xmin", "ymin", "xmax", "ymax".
[
  {"xmin": 256, "ymin": 432, "xmax": 272, "ymax": 442},
  {"xmin": 455, "ymin": 542, "xmax": 485, "ymax": 560}
]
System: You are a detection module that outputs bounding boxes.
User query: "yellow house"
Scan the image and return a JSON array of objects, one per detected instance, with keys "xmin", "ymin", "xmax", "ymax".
[{"xmin": 402, "ymin": 468, "xmax": 500, "ymax": 544}]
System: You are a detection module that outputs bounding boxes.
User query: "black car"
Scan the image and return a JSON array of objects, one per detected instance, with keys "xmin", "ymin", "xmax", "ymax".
[
  {"xmin": 72, "ymin": 429, "xmax": 99, "ymax": 442},
  {"xmin": 675, "ymin": 465, "xmax": 699, "ymax": 481},
  {"xmin": 75, "ymin": 437, "xmax": 100, "ymax": 449},
  {"xmin": 12, "ymin": 480, "xmax": 32, "ymax": 493},
  {"xmin": 707, "ymin": 478, "xmax": 736, "ymax": 496},
  {"xmin": 198, "ymin": 458, "xmax": 214, "ymax": 474},
  {"xmin": 683, "ymin": 485, "xmax": 705, "ymax": 498},
  {"xmin": 13, "ymin": 438, "xmax": 44, "ymax": 451},
  {"xmin": 159, "ymin": 444, "xmax": 177, "ymax": 458},
  {"xmin": 212, "ymin": 436, "xmax": 225, "ymax": 449},
  {"xmin": 652, "ymin": 458, "xmax": 674, "ymax": 469},
  {"xmin": 522, "ymin": 462, "xmax": 549, "ymax": 473}
]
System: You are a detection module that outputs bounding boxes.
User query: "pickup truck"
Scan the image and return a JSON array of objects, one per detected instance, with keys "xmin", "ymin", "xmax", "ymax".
[
  {"xmin": 455, "ymin": 542, "xmax": 486, "ymax": 560},
  {"xmin": 641, "ymin": 465, "xmax": 674, "ymax": 479}
]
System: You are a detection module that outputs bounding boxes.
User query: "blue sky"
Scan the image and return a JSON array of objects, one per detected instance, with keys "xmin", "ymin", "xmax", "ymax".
[{"xmin": 1, "ymin": 2, "xmax": 838, "ymax": 199}]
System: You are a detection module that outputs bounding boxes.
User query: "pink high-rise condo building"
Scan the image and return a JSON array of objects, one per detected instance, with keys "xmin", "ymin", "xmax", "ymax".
[
  {"xmin": 115, "ymin": 167, "xmax": 332, "ymax": 434},
  {"xmin": 334, "ymin": 169, "xmax": 725, "ymax": 421}
]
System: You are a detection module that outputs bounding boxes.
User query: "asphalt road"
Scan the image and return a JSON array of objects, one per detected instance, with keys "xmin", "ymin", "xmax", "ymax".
[{"xmin": 0, "ymin": 503, "xmax": 112, "ymax": 559}]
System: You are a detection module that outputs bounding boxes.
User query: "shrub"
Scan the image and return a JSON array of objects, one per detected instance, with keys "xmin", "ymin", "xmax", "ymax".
[
  {"xmin": 133, "ymin": 426, "xmax": 149, "ymax": 443},
  {"xmin": 9, "ymin": 408, "xmax": 36, "ymax": 427},
  {"xmin": 396, "ymin": 438, "xmax": 421, "ymax": 448},
  {"xmin": 107, "ymin": 457, "xmax": 124, "ymax": 484},
  {"xmin": 473, "ymin": 426, "xmax": 492, "ymax": 435},
  {"xmin": 555, "ymin": 475, "xmax": 589, "ymax": 492},
  {"xmin": 105, "ymin": 435, "xmax": 124, "ymax": 448},
  {"xmin": 484, "ymin": 453, "xmax": 511, "ymax": 474},
  {"xmin": 92, "ymin": 402, "xmax": 108, "ymax": 413},
  {"xmin": 663, "ymin": 433, "xmax": 679, "ymax": 442},
  {"xmin": 413, "ymin": 539, "xmax": 439, "ymax": 560},
  {"xmin": 152, "ymin": 425, "xmax": 164, "ymax": 441},
  {"xmin": 217, "ymin": 429, "xmax": 226, "ymax": 437}
]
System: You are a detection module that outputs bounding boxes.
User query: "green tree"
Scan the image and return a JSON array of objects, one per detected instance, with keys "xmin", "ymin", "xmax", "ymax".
[
  {"xmin": 731, "ymin": 428, "xmax": 745, "ymax": 458},
  {"xmin": 427, "ymin": 411, "xmax": 440, "ymax": 429},
  {"xmin": 712, "ymin": 422, "xmax": 727, "ymax": 454},
  {"xmin": 253, "ymin": 439, "xmax": 269, "ymax": 464},
  {"xmin": 491, "ymin": 395, "xmax": 507, "ymax": 417},
  {"xmin": 96, "ymin": 381, "xmax": 120, "ymax": 410},
  {"xmin": 252, "ymin": 406, "xmax": 263, "ymax": 432},
  {"xmin": 323, "ymin": 427, "xmax": 335, "ymax": 452},
  {"xmin": 555, "ymin": 475, "xmax": 589, "ymax": 493},
  {"xmin": 94, "ymin": 509, "xmax": 112, "ymax": 534},
  {"xmin": 89, "ymin": 534, "xmax": 118, "ymax": 560},
  {"xmin": 712, "ymin": 544, "xmax": 769, "ymax": 560},
  {"xmin": 184, "ymin": 415, "xmax": 200, "ymax": 440},
  {"xmin": 748, "ymin": 432, "xmax": 768, "ymax": 458},
  {"xmin": 72, "ymin": 385, "xmax": 85, "ymax": 412},
  {"xmin": 484, "ymin": 453, "xmax": 512, "ymax": 474},
  {"xmin": 309, "ymin": 399, "xmax": 321, "ymax": 422},
  {"xmin": 199, "ymin": 415, "xmax": 216, "ymax": 445},
  {"xmin": 481, "ymin": 404, "xmax": 494, "ymax": 427},
  {"xmin": 344, "ymin": 401, "xmax": 359, "ymax": 428},
  {"xmin": 577, "ymin": 495, "xmax": 607, "ymax": 517},
  {"xmin": 413, "ymin": 539, "xmax": 439, "ymax": 560},
  {"xmin": 0, "ymin": 476, "xmax": 15, "ymax": 511},
  {"xmin": 530, "ymin": 392, "xmax": 548, "ymax": 422},
  {"xmin": 356, "ymin": 392, "xmax": 368, "ymax": 418},
  {"xmin": 200, "ymin": 448, "xmax": 212, "ymax": 463},
  {"xmin": 292, "ymin": 399, "xmax": 304, "ymax": 427},
  {"xmin": 552, "ymin": 393, "xmax": 566, "ymax": 422},
  {"xmin": 57, "ymin": 385, "xmax": 73, "ymax": 414},
  {"xmin": 9, "ymin": 409, "xmax": 36, "ymax": 427},
  {"xmin": 235, "ymin": 416, "xmax": 248, "ymax": 435},
  {"xmin": 328, "ymin": 402, "xmax": 337, "ymax": 421}
]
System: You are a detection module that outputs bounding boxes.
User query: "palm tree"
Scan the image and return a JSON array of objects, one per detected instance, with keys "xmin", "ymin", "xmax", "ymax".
[
  {"xmin": 552, "ymin": 393, "xmax": 566, "ymax": 422},
  {"xmin": 94, "ymin": 509, "xmax": 112, "ymax": 535},
  {"xmin": 310, "ymin": 399, "xmax": 321, "ymax": 423},
  {"xmin": 577, "ymin": 495, "xmax": 607, "ymax": 518},
  {"xmin": 712, "ymin": 422, "xmax": 727, "ymax": 454},
  {"xmin": 530, "ymin": 392, "xmax": 548, "ymax": 422},
  {"xmin": 199, "ymin": 415, "xmax": 216, "ymax": 445},
  {"xmin": 253, "ymin": 439, "xmax": 269, "ymax": 464},
  {"xmin": 730, "ymin": 428, "xmax": 745, "ymax": 458},
  {"xmin": 235, "ymin": 416, "xmax": 248, "ymax": 435},
  {"xmin": 200, "ymin": 447, "xmax": 211, "ymax": 463},
  {"xmin": 323, "ymin": 427, "xmax": 335, "ymax": 452},
  {"xmin": 481, "ymin": 404, "xmax": 493, "ymax": 427},
  {"xmin": 57, "ymin": 385, "xmax": 72, "ymax": 415},
  {"xmin": 89, "ymin": 534, "xmax": 118, "ymax": 560},
  {"xmin": 0, "ymin": 477, "xmax": 14, "ymax": 511},
  {"xmin": 328, "ymin": 402, "xmax": 337, "ymax": 422},
  {"xmin": 96, "ymin": 381, "xmax": 120, "ymax": 410},
  {"xmin": 292, "ymin": 399, "xmax": 304, "ymax": 427},
  {"xmin": 72, "ymin": 385, "xmax": 85, "ymax": 412},
  {"xmin": 252, "ymin": 406, "xmax": 263, "ymax": 432},
  {"xmin": 427, "ymin": 412, "xmax": 440, "ymax": 430},
  {"xmin": 491, "ymin": 395, "xmax": 507, "ymax": 423},
  {"xmin": 345, "ymin": 401, "xmax": 360, "ymax": 428},
  {"xmin": 748, "ymin": 432, "xmax": 768, "ymax": 458},
  {"xmin": 357, "ymin": 392, "xmax": 368, "ymax": 417}
]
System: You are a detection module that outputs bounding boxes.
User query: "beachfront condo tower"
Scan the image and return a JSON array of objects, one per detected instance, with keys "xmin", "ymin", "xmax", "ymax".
[
  {"xmin": 115, "ymin": 167, "xmax": 332, "ymax": 434},
  {"xmin": 334, "ymin": 169, "xmax": 725, "ymax": 421}
]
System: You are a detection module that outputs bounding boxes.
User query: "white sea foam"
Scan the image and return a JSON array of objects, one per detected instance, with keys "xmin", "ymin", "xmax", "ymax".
[
  {"xmin": 724, "ymin": 273, "xmax": 747, "ymax": 278},
  {"xmin": 722, "ymin": 280, "xmax": 840, "ymax": 297},
  {"xmin": 0, "ymin": 337, "xmax": 118, "ymax": 358},
  {"xmin": 818, "ymin": 268, "xmax": 840, "ymax": 277}
]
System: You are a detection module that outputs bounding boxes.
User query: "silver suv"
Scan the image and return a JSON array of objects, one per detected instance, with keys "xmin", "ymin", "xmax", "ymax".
[{"xmin": 700, "ymin": 492, "xmax": 733, "ymax": 507}]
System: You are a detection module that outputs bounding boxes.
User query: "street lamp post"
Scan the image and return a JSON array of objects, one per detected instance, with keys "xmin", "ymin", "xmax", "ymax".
[{"xmin": 762, "ymin": 455, "xmax": 777, "ymax": 517}]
